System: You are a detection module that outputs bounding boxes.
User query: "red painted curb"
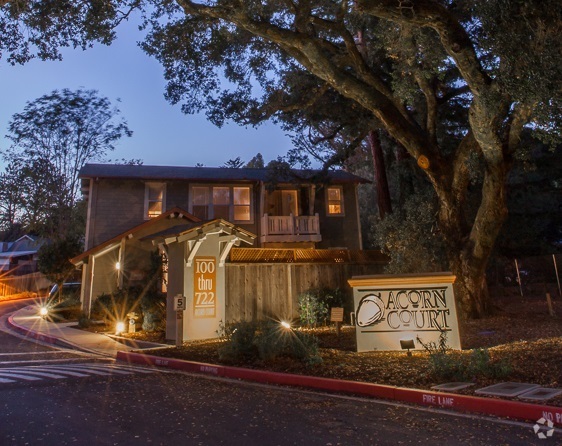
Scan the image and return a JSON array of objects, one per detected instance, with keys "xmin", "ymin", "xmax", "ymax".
[{"xmin": 117, "ymin": 351, "xmax": 562, "ymax": 425}]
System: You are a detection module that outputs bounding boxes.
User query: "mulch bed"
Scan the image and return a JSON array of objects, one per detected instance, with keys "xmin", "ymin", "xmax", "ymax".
[{"xmin": 103, "ymin": 293, "xmax": 562, "ymax": 406}]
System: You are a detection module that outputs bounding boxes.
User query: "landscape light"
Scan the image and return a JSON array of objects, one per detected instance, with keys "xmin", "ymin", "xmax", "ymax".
[
  {"xmin": 400, "ymin": 339, "xmax": 415, "ymax": 356},
  {"xmin": 39, "ymin": 306, "xmax": 49, "ymax": 317},
  {"xmin": 116, "ymin": 321, "xmax": 126, "ymax": 334},
  {"xmin": 280, "ymin": 321, "xmax": 291, "ymax": 330}
]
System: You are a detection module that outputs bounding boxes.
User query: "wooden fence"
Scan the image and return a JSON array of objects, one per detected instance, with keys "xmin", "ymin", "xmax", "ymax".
[
  {"xmin": 0, "ymin": 272, "xmax": 51, "ymax": 297},
  {"xmin": 225, "ymin": 262, "xmax": 386, "ymax": 322}
]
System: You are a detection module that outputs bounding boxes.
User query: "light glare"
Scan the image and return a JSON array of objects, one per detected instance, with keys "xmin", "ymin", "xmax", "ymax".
[
  {"xmin": 39, "ymin": 307, "xmax": 49, "ymax": 317},
  {"xmin": 116, "ymin": 321, "xmax": 126, "ymax": 334},
  {"xmin": 280, "ymin": 321, "xmax": 291, "ymax": 330}
]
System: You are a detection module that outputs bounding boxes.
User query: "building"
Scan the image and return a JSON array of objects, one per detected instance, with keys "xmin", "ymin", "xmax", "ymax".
[{"xmin": 73, "ymin": 163, "xmax": 373, "ymax": 340}]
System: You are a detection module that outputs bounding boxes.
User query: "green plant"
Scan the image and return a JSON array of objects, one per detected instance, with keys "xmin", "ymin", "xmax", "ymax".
[
  {"xmin": 91, "ymin": 288, "xmax": 141, "ymax": 322},
  {"xmin": 217, "ymin": 320, "xmax": 322, "ymax": 365},
  {"xmin": 418, "ymin": 332, "xmax": 512, "ymax": 381},
  {"xmin": 78, "ymin": 313, "xmax": 92, "ymax": 328},
  {"xmin": 49, "ymin": 296, "xmax": 82, "ymax": 321},
  {"xmin": 297, "ymin": 288, "xmax": 349, "ymax": 327}
]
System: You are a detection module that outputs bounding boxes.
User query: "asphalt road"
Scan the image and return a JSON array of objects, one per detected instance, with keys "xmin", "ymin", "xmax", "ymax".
[{"xmin": 0, "ymin": 299, "xmax": 555, "ymax": 445}]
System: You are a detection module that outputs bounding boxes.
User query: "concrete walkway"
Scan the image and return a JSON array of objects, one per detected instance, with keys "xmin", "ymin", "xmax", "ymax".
[{"xmin": 7, "ymin": 304, "xmax": 168, "ymax": 357}]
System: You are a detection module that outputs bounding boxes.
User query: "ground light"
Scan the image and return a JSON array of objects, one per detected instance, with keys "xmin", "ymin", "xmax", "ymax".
[
  {"xmin": 116, "ymin": 321, "xmax": 126, "ymax": 335},
  {"xmin": 39, "ymin": 306, "xmax": 49, "ymax": 318},
  {"xmin": 280, "ymin": 321, "xmax": 291, "ymax": 330}
]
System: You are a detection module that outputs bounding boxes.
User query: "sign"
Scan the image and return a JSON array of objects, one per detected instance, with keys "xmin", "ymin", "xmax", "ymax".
[
  {"xmin": 174, "ymin": 294, "xmax": 186, "ymax": 311},
  {"xmin": 330, "ymin": 307, "xmax": 344, "ymax": 322},
  {"xmin": 193, "ymin": 257, "xmax": 217, "ymax": 318},
  {"xmin": 348, "ymin": 273, "xmax": 461, "ymax": 352}
]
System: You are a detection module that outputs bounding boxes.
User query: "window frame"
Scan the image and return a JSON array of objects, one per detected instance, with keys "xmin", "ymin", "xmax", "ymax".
[
  {"xmin": 144, "ymin": 182, "xmax": 166, "ymax": 220},
  {"xmin": 189, "ymin": 184, "xmax": 253, "ymax": 223},
  {"xmin": 326, "ymin": 185, "xmax": 345, "ymax": 217}
]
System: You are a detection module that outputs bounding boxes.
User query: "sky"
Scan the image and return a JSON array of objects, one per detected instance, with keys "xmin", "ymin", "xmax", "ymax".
[{"xmin": 0, "ymin": 17, "xmax": 294, "ymax": 170}]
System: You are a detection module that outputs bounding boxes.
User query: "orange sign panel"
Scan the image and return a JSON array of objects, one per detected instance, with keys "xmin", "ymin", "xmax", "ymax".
[{"xmin": 193, "ymin": 257, "xmax": 216, "ymax": 318}]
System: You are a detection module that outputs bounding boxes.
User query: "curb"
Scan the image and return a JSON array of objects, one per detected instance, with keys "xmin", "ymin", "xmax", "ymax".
[{"xmin": 117, "ymin": 351, "xmax": 562, "ymax": 425}]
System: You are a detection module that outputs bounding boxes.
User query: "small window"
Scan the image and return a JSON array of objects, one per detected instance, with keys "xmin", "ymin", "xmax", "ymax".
[
  {"xmin": 233, "ymin": 187, "xmax": 251, "ymax": 221},
  {"xmin": 145, "ymin": 182, "xmax": 166, "ymax": 219},
  {"xmin": 326, "ymin": 186, "xmax": 344, "ymax": 216}
]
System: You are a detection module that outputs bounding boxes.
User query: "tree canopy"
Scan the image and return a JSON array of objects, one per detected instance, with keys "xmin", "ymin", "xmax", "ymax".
[
  {"xmin": 2, "ymin": 0, "xmax": 560, "ymax": 317},
  {"xmin": 1, "ymin": 88, "xmax": 132, "ymax": 238}
]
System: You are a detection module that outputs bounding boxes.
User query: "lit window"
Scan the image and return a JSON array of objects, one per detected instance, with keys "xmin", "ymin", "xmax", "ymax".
[
  {"xmin": 145, "ymin": 182, "xmax": 166, "ymax": 219},
  {"xmin": 327, "ymin": 186, "xmax": 344, "ymax": 216},
  {"xmin": 233, "ymin": 187, "xmax": 251, "ymax": 221},
  {"xmin": 190, "ymin": 185, "xmax": 252, "ymax": 222}
]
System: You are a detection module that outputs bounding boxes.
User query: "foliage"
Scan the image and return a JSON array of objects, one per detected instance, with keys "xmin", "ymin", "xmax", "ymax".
[
  {"xmin": 91, "ymin": 288, "xmax": 142, "ymax": 323},
  {"xmin": 417, "ymin": 332, "xmax": 511, "ymax": 381},
  {"xmin": 218, "ymin": 320, "xmax": 322, "ymax": 366},
  {"xmin": 297, "ymin": 288, "xmax": 349, "ymax": 327},
  {"xmin": 37, "ymin": 236, "xmax": 83, "ymax": 287},
  {"xmin": 370, "ymin": 188, "xmax": 448, "ymax": 274},
  {"xmin": 47, "ymin": 295, "xmax": 82, "ymax": 322},
  {"xmin": 0, "ymin": 88, "xmax": 131, "ymax": 238}
]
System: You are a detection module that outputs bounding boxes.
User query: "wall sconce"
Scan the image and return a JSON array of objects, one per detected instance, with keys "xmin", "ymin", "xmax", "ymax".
[
  {"xmin": 115, "ymin": 261, "xmax": 121, "ymax": 271},
  {"xmin": 400, "ymin": 339, "xmax": 415, "ymax": 356}
]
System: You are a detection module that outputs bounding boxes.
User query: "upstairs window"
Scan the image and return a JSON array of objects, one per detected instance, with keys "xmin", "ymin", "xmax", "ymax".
[
  {"xmin": 145, "ymin": 182, "xmax": 166, "ymax": 219},
  {"xmin": 326, "ymin": 186, "xmax": 344, "ymax": 216},
  {"xmin": 190, "ymin": 185, "xmax": 252, "ymax": 222}
]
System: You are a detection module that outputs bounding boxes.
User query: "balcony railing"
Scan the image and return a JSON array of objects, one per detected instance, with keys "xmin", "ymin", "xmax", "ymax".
[{"xmin": 261, "ymin": 213, "xmax": 321, "ymax": 243}]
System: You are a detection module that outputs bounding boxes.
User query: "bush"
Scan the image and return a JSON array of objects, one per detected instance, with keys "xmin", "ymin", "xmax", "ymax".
[
  {"xmin": 417, "ymin": 331, "xmax": 511, "ymax": 381},
  {"xmin": 297, "ymin": 288, "xmax": 349, "ymax": 327},
  {"xmin": 141, "ymin": 292, "xmax": 166, "ymax": 332},
  {"xmin": 91, "ymin": 288, "xmax": 142, "ymax": 323},
  {"xmin": 218, "ymin": 320, "xmax": 322, "ymax": 365},
  {"xmin": 49, "ymin": 296, "xmax": 82, "ymax": 322}
]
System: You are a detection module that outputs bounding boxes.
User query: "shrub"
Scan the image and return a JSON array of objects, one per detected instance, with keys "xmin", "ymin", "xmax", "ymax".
[
  {"xmin": 297, "ymin": 288, "xmax": 350, "ymax": 327},
  {"xmin": 49, "ymin": 296, "xmax": 82, "ymax": 322},
  {"xmin": 91, "ymin": 288, "xmax": 141, "ymax": 323},
  {"xmin": 417, "ymin": 332, "xmax": 512, "ymax": 381},
  {"xmin": 141, "ymin": 291, "xmax": 166, "ymax": 332},
  {"xmin": 217, "ymin": 320, "xmax": 322, "ymax": 365}
]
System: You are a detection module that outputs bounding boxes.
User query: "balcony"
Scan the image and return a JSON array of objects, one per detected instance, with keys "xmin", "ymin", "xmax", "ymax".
[{"xmin": 260, "ymin": 213, "xmax": 322, "ymax": 243}]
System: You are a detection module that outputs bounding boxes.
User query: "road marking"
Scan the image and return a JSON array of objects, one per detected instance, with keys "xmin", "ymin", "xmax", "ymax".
[{"xmin": 0, "ymin": 362, "xmax": 164, "ymax": 385}]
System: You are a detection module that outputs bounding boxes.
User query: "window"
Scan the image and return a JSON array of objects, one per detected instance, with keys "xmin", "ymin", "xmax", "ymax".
[
  {"xmin": 233, "ymin": 187, "xmax": 251, "ymax": 221},
  {"xmin": 145, "ymin": 182, "xmax": 166, "ymax": 219},
  {"xmin": 190, "ymin": 185, "xmax": 252, "ymax": 222},
  {"xmin": 326, "ymin": 186, "xmax": 344, "ymax": 216}
]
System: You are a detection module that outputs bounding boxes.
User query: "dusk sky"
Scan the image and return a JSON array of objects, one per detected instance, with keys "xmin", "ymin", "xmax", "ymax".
[{"xmin": 0, "ymin": 16, "xmax": 294, "ymax": 170}]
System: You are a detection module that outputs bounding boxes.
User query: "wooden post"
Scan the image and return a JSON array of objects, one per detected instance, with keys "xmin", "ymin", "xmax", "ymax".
[
  {"xmin": 546, "ymin": 293, "xmax": 555, "ymax": 317},
  {"xmin": 176, "ymin": 310, "xmax": 183, "ymax": 347},
  {"xmin": 515, "ymin": 259, "xmax": 524, "ymax": 297},
  {"xmin": 553, "ymin": 254, "xmax": 561, "ymax": 298}
]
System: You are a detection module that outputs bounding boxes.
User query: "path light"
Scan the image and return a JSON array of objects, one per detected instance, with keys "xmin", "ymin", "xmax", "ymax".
[
  {"xmin": 400, "ymin": 339, "xmax": 415, "ymax": 356},
  {"xmin": 39, "ymin": 306, "xmax": 49, "ymax": 318},
  {"xmin": 280, "ymin": 321, "xmax": 291, "ymax": 330},
  {"xmin": 116, "ymin": 321, "xmax": 126, "ymax": 335}
]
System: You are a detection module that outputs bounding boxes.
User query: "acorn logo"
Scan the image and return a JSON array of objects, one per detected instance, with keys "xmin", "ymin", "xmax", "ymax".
[{"xmin": 356, "ymin": 293, "xmax": 385, "ymax": 327}]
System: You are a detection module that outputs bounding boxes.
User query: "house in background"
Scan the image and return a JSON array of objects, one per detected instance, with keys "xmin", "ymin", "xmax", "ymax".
[
  {"xmin": 73, "ymin": 163, "xmax": 372, "ymax": 339},
  {"xmin": 0, "ymin": 235, "xmax": 45, "ymax": 275}
]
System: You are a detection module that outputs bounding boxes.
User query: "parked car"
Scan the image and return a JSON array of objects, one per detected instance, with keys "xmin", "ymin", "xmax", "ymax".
[{"xmin": 48, "ymin": 282, "xmax": 81, "ymax": 301}]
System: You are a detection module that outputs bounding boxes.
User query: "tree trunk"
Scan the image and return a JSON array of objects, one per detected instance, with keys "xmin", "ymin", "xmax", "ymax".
[{"xmin": 368, "ymin": 130, "xmax": 392, "ymax": 218}]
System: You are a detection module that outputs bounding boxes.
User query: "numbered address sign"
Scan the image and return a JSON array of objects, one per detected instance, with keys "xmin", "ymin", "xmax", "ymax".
[{"xmin": 193, "ymin": 257, "xmax": 217, "ymax": 318}]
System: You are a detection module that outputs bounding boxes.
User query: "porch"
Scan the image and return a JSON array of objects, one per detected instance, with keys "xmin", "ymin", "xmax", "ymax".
[{"xmin": 260, "ymin": 213, "xmax": 322, "ymax": 243}]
